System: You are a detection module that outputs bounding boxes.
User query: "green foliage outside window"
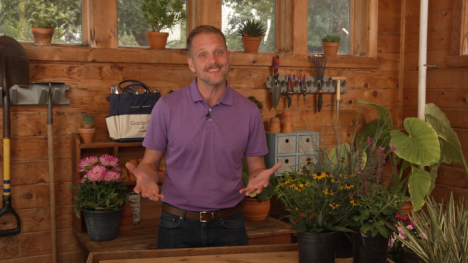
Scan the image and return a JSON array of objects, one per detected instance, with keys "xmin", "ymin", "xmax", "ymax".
[
  {"xmin": 222, "ymin": 0, "xmax": 275, "ymax": 52},
  {"xmin": 0, "ymin": 0, "xmax": 82, "ymax": 44},
  {"xmin": 308, "ymin": 0, "xmax": 350, "ymax": 54}
]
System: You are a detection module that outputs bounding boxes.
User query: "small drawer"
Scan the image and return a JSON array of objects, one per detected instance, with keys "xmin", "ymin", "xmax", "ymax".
[
  {"xmin": 277, "ymin": 135, "xmax": 297, "ymax": 154},
  {"xmin": 276, "ymin": 155, "xmax": 297, "ymax": 174},
  {"xmin": 298, "ymin": 135, "xmax": 316, "ymax": 153}
]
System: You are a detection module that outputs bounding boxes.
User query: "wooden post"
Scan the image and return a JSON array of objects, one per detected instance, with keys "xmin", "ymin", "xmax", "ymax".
[
  {"xmin": 88, "ymin": 0, "xmax": 118, "ymax": 48},
  {"xmin": 192, "ymin": 0, "xmax": 221, "ymax": 29}
]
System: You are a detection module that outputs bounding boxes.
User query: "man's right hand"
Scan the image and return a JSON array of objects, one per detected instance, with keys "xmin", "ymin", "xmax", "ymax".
[{"xmin": 125, "ymin": 162, "xmax": 165, "ymax": 202}]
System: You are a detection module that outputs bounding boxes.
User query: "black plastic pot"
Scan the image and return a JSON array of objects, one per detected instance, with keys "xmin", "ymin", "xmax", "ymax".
[
  {"xmin": 335, "ymin": 231, "xmax": 354, "ymax": 258},
  {"xmin": 82, "ymin": 207, "xmax": 123, "ymax": 242},
  {"xmin": 353, "ymin": 231, "xmax": 389, "ymax": 263},
  {"xmin": 297, "ymin": 231, "xmax": 337, "ymax": 263}
]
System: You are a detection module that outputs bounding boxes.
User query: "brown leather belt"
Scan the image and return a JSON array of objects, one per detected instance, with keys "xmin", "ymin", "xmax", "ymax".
[{"xmin": 162, "ymin": 203, "xmax": 242, "ymax": 223}]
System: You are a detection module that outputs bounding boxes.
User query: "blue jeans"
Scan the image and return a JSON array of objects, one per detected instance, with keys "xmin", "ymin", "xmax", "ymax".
[{"xmin": 157, "ymin": 209, "xmax": 249, "ymax": 249}]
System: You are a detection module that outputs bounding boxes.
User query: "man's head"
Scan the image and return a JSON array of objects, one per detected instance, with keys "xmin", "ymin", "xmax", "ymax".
[
  {"xmin": 187, "ymin": 25, "xmax": 231, "ymax": 89},
  {"xmin": 187, "ymin": 25, "xmax": 227, "ymax": 57}
]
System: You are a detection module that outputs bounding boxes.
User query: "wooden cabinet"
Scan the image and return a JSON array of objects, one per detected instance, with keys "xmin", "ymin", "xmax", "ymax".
[
  {"xmin": 264, "ymin": 131, "xmax": 319, "ymax": 175},
  {"xmin": 71, "ymin": 134, "xmax": 147, "ymax": 233}
]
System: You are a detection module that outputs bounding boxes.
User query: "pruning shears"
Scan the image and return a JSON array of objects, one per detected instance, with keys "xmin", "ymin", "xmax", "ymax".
[{"xmin": 300, "ymin": 74, "xmax": 307, "ymax": 103}]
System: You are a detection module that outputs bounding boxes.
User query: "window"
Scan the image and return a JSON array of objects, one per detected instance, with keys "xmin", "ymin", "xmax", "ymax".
[
  {"xmin": 117, "ymin": 0, "xmax": 187, "ymax": 48},
  {"xmin": 307, "ymin": 0, "xmax": 350, "ymax": 54},
  {"xmin": 0, "ymin": 0, "xmax": 82, "ymax": 44},
  {"xmin": 221, "ymin": 0, "xmax": 276, "ymax": 52}
]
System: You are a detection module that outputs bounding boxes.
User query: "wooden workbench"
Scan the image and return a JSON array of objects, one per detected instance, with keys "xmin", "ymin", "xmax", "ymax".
[{"xmin": 75, "ymin": 217, "xmax": 295, "ymax": 259}]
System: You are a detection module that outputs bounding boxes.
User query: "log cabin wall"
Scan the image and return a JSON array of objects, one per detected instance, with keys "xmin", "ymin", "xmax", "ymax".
[
  {"xmin": 401, "ymin": 0, "xmax": 468, "ymax": 203},
  {"xmin": 2, "ymin": 0, "xmax": 464, "ymax": 262}
]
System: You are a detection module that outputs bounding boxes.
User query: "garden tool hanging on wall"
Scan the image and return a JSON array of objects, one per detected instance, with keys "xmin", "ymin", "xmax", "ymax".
[
  {"xmin": 0, "ymin": 35, "xmax": 29, "ymax": 236},
  {"xmin": 272, "ymin": 55, "xmax": 281, "ymax": 109},
  {"xmin": 331, "ymin": 76, "xmax": 347, "ymax": 121},
  {"xmin": 310, "ymin": 55, "xmax": 327, "ymax": 112}
]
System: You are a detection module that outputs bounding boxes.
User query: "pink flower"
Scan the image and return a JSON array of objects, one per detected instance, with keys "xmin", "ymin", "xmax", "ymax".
[
  {"xmin": 105, "ymin": 170, "xmax": 122, "ymax": 182},
  {"xmin": 78, "ymin": 156, "xmax": 99, "ymax": 172},
  {"xmin": 100, "ymin": 154, "xmax": 119, "ymax": 168},
  {"xmin": 406, "ymin": 224, "xmax": 414, "ymax": 230},
  {"xmin": 388, "ymin": 235, "xmax": 396, "ymax": 247},
  {"xmin": 390, "ymin": 144, "xmax": 397, "ymax": 152},
  {"xmin": 398, "ymin": 226, "xmax": 406, "ymax": 240},
  {"xmin": 86, "ymin": 165, "xmax": 107, "ymax": 182}
]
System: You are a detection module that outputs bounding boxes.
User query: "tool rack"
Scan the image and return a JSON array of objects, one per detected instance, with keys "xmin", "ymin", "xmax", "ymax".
[
  {"xmin": 0, "ymin": 83, "xmax": 70, "ymax": 105},
  {"xmin": 264, "ymin": 76, "xmax": 348, "ymax": 94}
]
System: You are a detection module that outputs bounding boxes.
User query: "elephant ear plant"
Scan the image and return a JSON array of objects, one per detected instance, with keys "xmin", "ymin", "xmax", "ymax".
[{"xmin": 356, "ymin": 100, "xmax": 468, "ymax": 211}]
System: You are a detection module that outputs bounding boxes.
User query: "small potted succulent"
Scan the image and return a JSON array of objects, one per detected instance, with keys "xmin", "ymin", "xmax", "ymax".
[
  {"xmin": 237, "ymin": 19, "xmax": 267, "ymax": 53},
  {"xmin": 141, "ymin": 0, "xmax": 187, "ymax": 50},
  {"xmin": 321, "ymin": 34, "xmax": 341, "ymax": 56},
  {"xmin": 79, "ymin": 114, "xmax": 96, "ymax": 143},
  {"xmin": 28, "ymin": 12, "xmax": 57, "ymax": 45}
]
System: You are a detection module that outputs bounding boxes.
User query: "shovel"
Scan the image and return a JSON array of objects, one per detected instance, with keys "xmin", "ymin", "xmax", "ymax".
[{"xmin": 0, "ymin": 36, "xmax": 29, "ymax": 236}]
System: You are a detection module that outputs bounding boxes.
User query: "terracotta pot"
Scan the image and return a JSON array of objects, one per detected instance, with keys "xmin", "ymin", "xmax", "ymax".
[
  {"xmin": 400, "ymin": 202, "xmax": 413, "ymax": 216},
  {"xmin": 146, "ymin": 31, "xmax": 169, "ymax": 50},
  {"xmin": 242, "ymin": 196, "xmax": 271, "ymax": 221},
  {"xmin": 79, "ymin": 128, "xmax": 95, "ymax": 144},
  {"xmin": 241, "ymin": 36, "xmax": 263, "ymax": 53},
  {"xmin": 322, "ymin": 42, "xmax": 340, "ymax": 56},
  {"xmin": 31, "ymin": 28, "xmax": 54, "ymax": 45},
  {"xmin": 269, "ymin": 118, "xmax": 281, "ymax": 133}
]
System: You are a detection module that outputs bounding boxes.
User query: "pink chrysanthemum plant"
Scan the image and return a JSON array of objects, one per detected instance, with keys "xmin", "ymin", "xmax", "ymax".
[{"xmin": 71, "ymin": 154, "xmax": 128, "ymax": 217}]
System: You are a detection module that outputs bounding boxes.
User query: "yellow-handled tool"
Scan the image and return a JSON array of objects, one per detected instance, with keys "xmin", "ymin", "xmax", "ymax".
[{"xmin": 331, "ymin": 76, "xmax": 347, "ymax": 121}]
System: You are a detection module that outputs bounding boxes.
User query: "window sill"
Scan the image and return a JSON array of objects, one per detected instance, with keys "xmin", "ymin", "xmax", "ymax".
[
  {"xmin": 22, "ymin": 44, "xmax": 379, "ymax": 69},
  {"xmin": 446, "ymin": 55, "xmax": 468, "ymax": 68}
]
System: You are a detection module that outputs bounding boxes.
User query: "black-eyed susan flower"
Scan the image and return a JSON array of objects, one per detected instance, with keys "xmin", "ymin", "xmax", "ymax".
[
  {"xmin": 331, "ymin": 179, "xmax": 341, "ymax": 183},
  {"xmin": 305, "ymin": 159, "xmax": 314, "ymax": 165},
  {"xmin": 339, "ymin": 174, "xmax": 347, "ymax": 179},
  {"xmin": 343, "ymin": 183, "xmax": 354, "ymax": 190},
  {"xmin": 339, "ymin": 158, "xmax": 348, "ymax": 162},
  {"xmin": 329, "ymin": 202, "xmax": 340, "ymax": 209},
  {"xmin": 316, "ymin": 172, "xmax": 328, "ymax": 180},
  {"xmin": 350, "ymin": 200, "xmax": 360, "ymax": 206},
  {"xmin": 323, "ymin": 189, "xmax": 334, "ymax": 195}
]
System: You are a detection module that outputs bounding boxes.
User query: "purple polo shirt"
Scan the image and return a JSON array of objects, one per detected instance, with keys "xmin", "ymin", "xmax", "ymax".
[{"xmin": 143, "ymin": 78, "xmax": 268, "ymax": 211}]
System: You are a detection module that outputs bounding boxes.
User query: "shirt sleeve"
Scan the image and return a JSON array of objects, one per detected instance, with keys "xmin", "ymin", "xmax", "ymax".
[{"xmin": 244, "ymin": 109, "xmax": 268, "ymax": 157}]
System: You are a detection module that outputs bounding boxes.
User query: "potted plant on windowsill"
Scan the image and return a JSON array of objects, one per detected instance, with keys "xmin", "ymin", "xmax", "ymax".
[
  {"xmin": 321, "ymin": 34, "xmax": 341, "ymax": 56},
  {"xmin": 29, "ymin": 12, "xmax": 57, "ymax": 45},
  {"xmin": 79, "ymin": 114, "xmax": 96, "ymax": 144},
  {"xmin": 241, "ymin": 171, "xmax": 277, "ymax": 221},
  {"xmin": 141, "ymin": 0, "xmax": 187, "ymax": 50},
  {"xmin": 237, "ymin": 19, "xmax": 267, "ymax": 53}
]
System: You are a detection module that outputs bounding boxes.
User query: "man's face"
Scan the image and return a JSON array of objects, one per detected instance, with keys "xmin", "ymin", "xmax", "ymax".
[{"xmin": 187, "ymin": 33, "xmax": 231, "ymax": 88}]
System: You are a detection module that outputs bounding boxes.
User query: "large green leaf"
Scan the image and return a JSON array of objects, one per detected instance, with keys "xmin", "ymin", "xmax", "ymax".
[
  {"xmin": 408, "ymin": 165, "xmax": 432, "ymax": 211},
  {"xmin": 357, "ymin": 100, "xmax": 395, "ymax": 131},
  {"xmin": 390, "ymin": 118, "xmax": 440, "ymax": 166},
  {"xmin": 355, "ymin": 119, "xmax": 390, "ymax": 150},
  {"xmin": 425, "ymin": 103, "xmax": 468, "ymax": 173},
  {"xmin": 428, "ymin": 162, "xmax": 440, "ymax": 194},
  {"xmin": 328, "ymin": 143, "xmax": 350, "ymax": 166}
]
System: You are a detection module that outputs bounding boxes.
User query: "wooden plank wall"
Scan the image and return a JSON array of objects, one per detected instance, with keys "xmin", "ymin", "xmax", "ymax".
[
  {"xmin": 0, "ymin": 0, "xmax": 427, "ymax": 262},
  {"xmin": 402, "ymin": 0, "xmax": 468, "ymax": 202}
]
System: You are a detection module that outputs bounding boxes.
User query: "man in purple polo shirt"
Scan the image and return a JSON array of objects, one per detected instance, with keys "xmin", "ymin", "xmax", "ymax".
[{"xmin": 126, "ymin": 25, "xmax": 281, "ymax": 249}]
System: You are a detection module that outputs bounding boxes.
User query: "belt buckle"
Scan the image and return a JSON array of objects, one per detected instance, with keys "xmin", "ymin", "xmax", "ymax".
[{"xmin": 200, "ymin": 211, "xmax": 215, "ymax": 222}]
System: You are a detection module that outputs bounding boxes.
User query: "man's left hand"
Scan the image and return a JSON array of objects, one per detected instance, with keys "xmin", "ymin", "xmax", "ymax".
[{"xmin": 239, "ymin": 162, "xmax": 282, "ymax": 196}]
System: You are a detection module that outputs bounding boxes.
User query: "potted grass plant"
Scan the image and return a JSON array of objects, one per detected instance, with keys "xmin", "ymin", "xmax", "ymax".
[
  {"xmin": 29, "ymin": 12, "xmax": 57, "ymax": 45},
  {"xmin": 141, "ymin": 0, "xmax": 187, "ymax": 50},
  {"xmin": 237, "ymin": 19, "xmax": 267, "ymax": 53},
  {"xmin": 322, "ymin": 34, "xmax": 341, "ymax": 56}
]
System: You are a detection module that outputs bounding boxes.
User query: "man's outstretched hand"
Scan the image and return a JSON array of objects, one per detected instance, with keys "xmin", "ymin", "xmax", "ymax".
[{"xmin": 126, "ymin": 162, "xmax": 165, "ymax": 202}]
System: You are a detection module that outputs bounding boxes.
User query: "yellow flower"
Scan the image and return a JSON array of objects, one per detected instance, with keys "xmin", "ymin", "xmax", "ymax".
[
  {"xmin": 349, "ymin": 174, "xmax": 355, "ymax": 177},
  {"xmin": 339, "ymin": 174, "xmax": 347, "ymax": 179},
  {"xmin": 329, "ymin": 202, "xmax": 340, "ymax": 209},
  {"xmin": 312, "ymin": 173, "xmax": 319, "ymax": 179},
  {"xmin": 323, "ymin": 189, "xmax": 334, "ymax": 195},
  {"xmin": 350, "ymin": 200, "xmax": 360, "ymax": 206},
  {"xmin": 331, "ymin": 179, "xmax": 341, "ymax": 183},
  {"xmin": 343, "ymin": 183, "xmax": 354, "ymax": 190},
  {"xmin": 305, "ymin": 160, "xmax": 314, "ymax": 164},
  {"xmin": 316, "ymin": 172, "xmax": 328, "ymax": 180},
  {"xmin": 339, "ymin": 158, "xmax": 348, "ymax": 162}
]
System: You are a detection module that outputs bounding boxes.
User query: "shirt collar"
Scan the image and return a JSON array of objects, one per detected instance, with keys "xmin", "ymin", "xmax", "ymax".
[{"xmin": 189, "ymin": 77, "xmax": 233, "ymax": 106}]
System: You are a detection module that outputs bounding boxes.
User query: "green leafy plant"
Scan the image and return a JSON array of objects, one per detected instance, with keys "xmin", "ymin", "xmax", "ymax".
[
  {"xmin": 28, "ymin": 12, "xmax": 57, "ymax": 29},
  {"xmin": 356, "ymin": 100, "xmax": 468, "ymax": 211},
  {"xmin": 322, "ymin": 34, "xmax": 340, "ymax": 43},
  {"xmin": 82, "ymin": 114, "xmax": 95, "ymax": 128},
  {"xmin": 141, "ymin": 0, "xmax": 187, "ymax": 32},
  {"xmin": 237, "ymin": 19, "xmax": 267, "ymax": 37},
  {"xmin": 247, "ymin": 96, "xmax": 263, "ymax": 110},
  {"xmin": 71, "ymin": 154, "xmax": 128, "ymax": 217},
  {"xmin": 395, "ymin": 193, "xmax": 468, "ymax": 263},
  {"xmin": 242, "ymin": 172, "xmax": 277, "ymax": 201}
]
